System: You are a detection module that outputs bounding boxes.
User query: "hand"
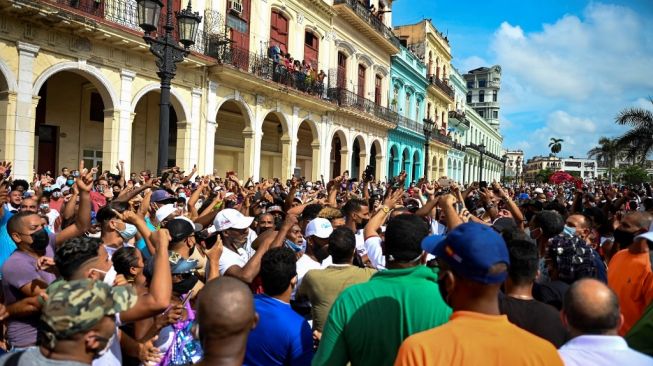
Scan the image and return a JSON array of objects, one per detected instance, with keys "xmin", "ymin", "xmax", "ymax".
[
  {"xmin": 438, "ymin": 194, "xmax": 456, "ymax": 209},
  {"xmin": 118, "ymin": 210, "xmax": 140, "ymax": 224},
  {"xmin": 0, "ymin": 304, "xmax": 8, "ymax": 321},
  {"xmin": 75, "ymin": 161, "xmax": 96, "ymax": 193},
  {"xmin": 156, "ymin": 305, "xmax": 184, "ymax": 328},
  {"xmin": 0, "ymin": 161, "xmax": 11, "ymax": 177},
  {"xmin": 206, "ymin": 235, "xmax": 223, "ymax": 263},
  {"xmin": 36, "ymin": 256, "xmax": 56, "ymax": 272},
  {"xmin": 0, "ymin": 187, "xmax": 7, "ymax": 206},
  {"xmin": 137, "ymin": 337, "xmax": 163, "ymax": 365},
  {"xmin": 283, "ymin": 213, "xmax": 299, "ymax": 228},
  {"xmin": 383, "ymin": 188, "xmax": 404, "ymax": 210},
  {"xmin": 152, "ymin": 228, "xmax": 171, "ymax": 250}
]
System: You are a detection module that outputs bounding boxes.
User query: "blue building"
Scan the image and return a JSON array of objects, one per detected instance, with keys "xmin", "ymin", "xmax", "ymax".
[{"xmin": 388, "ymin": 45, "xmax": 428, "ymax": 185}]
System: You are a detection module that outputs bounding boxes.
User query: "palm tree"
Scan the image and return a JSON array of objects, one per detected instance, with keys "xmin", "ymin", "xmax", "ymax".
[
  {"xmin": 587, "ymin": 137, "xmax": 622, "ymax": 184},
  {"xmin": 615, "ymin": 98, "xmax": 653, "ymax": 164},
  {"xmin": 549, "ymin": 138, "xmax": 563, "ymax": 156}
]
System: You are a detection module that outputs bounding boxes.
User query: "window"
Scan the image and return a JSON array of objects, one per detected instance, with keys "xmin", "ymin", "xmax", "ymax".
[
  {"xmin": 493, "ymin": 90, "xmax": 497, "ymax": 102},
  {"xmin": 270, "ymin": 10, "xmax": 289, "ymax": 53},
  {"xmin": 427, "ymin": 102, "xmax": 431, "ymax": 119},
  {"xmin": 467, "ymin": 81, "xmax": 474, "ymax": 88},
  {"xmin": 89, "ymin": 92, "xmax": 104, "ymax": 122},
  {"xmin": 405, "ymin": 93, "xmax": 410, "ymax": 114},
  {"xmin": 374, "ymin": 75, "xmax": 382, "ymax": 105},
  {"xmin": 478, "ymin": 110, "xmax": 484, "ymax": 117},
  {"xmin": 479, "ymin": 90, "xmax": 485, "ymax": 103},
  {"xmin": 493, "ymin": 110, "xmax": 498, "ymax": 119},
  {"xmin": 227, "ymin": 14, "xmax": 248, "ymax": 33},
  {"xmin": 303, "ymin": 30, "xmax": 319, "ymax": 67},
  {"xmin": 337, "ymin": 52, "xmax": 347, "ymax": 88},
  {"xmin": 466, "ymin": 92, "xmax": 471, "ymax": 103},
  {"xmin": 415, "ymin": 99, "xmax": 420, "ymax": 120},
  {"xmin": 83, "ymin": 149, "xmax": 102, "ymax": 171},
  {"xmin": 478, "ymin": 79, "xmax": 486, "ymax": 87},
  {"xmin": 357, "ymin": 64, "xmax": 366, "ymax": 98}
]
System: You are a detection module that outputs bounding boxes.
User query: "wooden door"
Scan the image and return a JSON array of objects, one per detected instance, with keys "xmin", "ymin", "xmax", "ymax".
[
  {"xmin": 357, "ymin": 64, "xmax": 366, "ymax": 98},
  {"xmin": 304, "ymin": 31, "xmax": 319, "ymax": 68},
  {"xmin": 337, "ymin": 52, "xmax": 347, "ymax": 88},
  {"xmin": 37, "ymin": 125, "xmax": 57, "ymax": 175},
  {"xmin": 227, "ymin": 0, "xmax": 251, "ymax": 69},
  {"xmin": 270, "ymin": 10, "xmax": 289, "ymax": 53},
  {"xmin": 374, "ymin": 75, "xmax": 382, "ymax": 105},
  {"xmin": 158, "ymin": 0, "xmax": 181, "ymax": 40}
]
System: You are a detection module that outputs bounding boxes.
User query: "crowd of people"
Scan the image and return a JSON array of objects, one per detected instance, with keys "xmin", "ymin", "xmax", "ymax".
[
  {"xmin": 267, "ymin": 45, "xmax": 327, "ymax": 96},
  {"xmin": 0, "ymin": 159, "xmax": 651, "ymax": 365}
]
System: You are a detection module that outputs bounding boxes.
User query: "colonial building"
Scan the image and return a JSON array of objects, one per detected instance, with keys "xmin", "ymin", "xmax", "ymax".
[
  {"xmin": 464, "ymin": 65, "xmax": 501, "ymax": 130},
  {"xmin": 446, "ymin": 67, "xmax": 468, "ymax": 183},
  {"xmin": 524, "ymin": 155, "xmax": 562, "ymax": 182},
  {"xmin": 394, "ymin": 19, "xmax": 453, "ymax": 181},
  {"xmin": 561, "ymin": 157, "xmax": 597, "ymax": 181},
  {"xmin": 0, "ymin": 0, "xmax": 398, "ymax": 182},
  {"xmin": 503, "ymin": 149, "xmax": 524, "ymax": 183}
]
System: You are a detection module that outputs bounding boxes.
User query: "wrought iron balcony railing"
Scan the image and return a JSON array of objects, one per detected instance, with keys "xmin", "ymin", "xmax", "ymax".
[
  {"xmin": 448, "ymin": 110, "xmax": 470, "ymax": 128},
  {"xmin": 333, "ymin": 0, "xmax": 401, "ymax": 50},
  {"xmin": 431, "ymin": 131, "xmax": 453, "ymax": 146},
  {"xmin": 427, "ymin": 75, "xmax": 455, "ymax": 99},
  {"xmin": 327, "ymin": 87, "xmax": 399, "ymax": 126},
  {"xmin": 45, "ymin": 0, "xmax": 140, "ymax": 31},
  {"xmin": 397, "ymin": 115, "xmax": 422, "ymax": 135}
]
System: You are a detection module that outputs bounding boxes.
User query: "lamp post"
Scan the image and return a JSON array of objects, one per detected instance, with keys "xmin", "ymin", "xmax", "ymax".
[
  {"xmin": 422, "ymin": 117, "xmax": 435, "ymax": 181},
  {"xmin": 478, "ymin": 143, "xmax": 486, "ymax": 182},
  {"xmin": 502, "ymin": 153, "xmax": 508, "ymax": 183},
  {"xmin": 136, "ymin": 0, "xmax": 201, "ymax": 176}
]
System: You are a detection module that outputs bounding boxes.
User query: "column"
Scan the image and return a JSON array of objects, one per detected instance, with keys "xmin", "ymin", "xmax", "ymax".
[
  {"xmin": 311, "ymin": 141, "xmax": 321, "ymax": 181},
  {"xmin": 202, "ymin": 81, "xmax": 218, "ymax": 175},
  {"xmin": 319, "ymin": 115, "xmax": 332, "ymax": 180},
  {"xmin": 242, "ymin": 128, "xmax": 256, "ymax": 179},
  {"xmin": 102, "ymin": 108, "xmax": 121, "ymax": 172},
  {"xmin": 0, "ymin": 91, "xmax": 17, "ymax": 162},
  {"xmin": 286, "ymin": 106, "xmax": 301, "ymax": 181},
  {"xmin": 252, "ymin": 95, "xmax": 266, "ymax": 181},
  {"xmin": 117, "ymin": 70, "xmax": 135, "ymax": 176},
  {"xmin": 281, "ymin": 135, "xmax": 292, "ymax": 182},
  {"xmin": 14, "ymin": 41, "xmax": 39, "ymax": 180},
  {"xmin": 358, "ymin": 152, "xmax": 367, "ymax": 180},
  {"xmin": 187, "ymin": 88, "xmax": 202, "ymax": 171}
]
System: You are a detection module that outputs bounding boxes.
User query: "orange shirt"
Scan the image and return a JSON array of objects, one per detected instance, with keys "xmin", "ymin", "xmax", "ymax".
[
  {"xmin": 394, "ymin": 311, "xmax": 563, "ymax": 366},
  {"xmin": 608, "ymin": 249, "xmax": 653, "ymax": 335}
]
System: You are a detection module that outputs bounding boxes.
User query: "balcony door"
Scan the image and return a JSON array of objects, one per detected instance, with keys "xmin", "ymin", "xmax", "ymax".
[
  {"xmin": 270, "ymin": 10, "xmax": 288, "ymax": 53},
  {"xmin": 304, "ymin": 30, "xmax": 319, "ymax": 68},
  {"xmin": 374, "ymin": 75, "xmax": 382, "ymax": 105},
  {"xmin": 227, "ymin": 0, "xmax": 250, "ymax": 52},
  {"xmin": 337, "ymin": 52, "xmax": 347, "ymax": 88},
  {"xmin": 158, "ymin": 0, "xmax": 181, "ymax": 40},
  {"xmin": 357, "ymin": 64, "xmax": 366, "ymax": 98}
]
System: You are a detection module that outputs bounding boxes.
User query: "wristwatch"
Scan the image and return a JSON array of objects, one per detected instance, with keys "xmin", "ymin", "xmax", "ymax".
[{"xmin": 381, "ymin": 205, "xmax": 390, "ymax": 214}]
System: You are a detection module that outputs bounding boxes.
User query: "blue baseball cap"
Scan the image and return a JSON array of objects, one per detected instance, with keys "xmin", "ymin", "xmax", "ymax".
[{"xmin": 426, "ymin": 222, "xmax": 510, "ymax": 284}]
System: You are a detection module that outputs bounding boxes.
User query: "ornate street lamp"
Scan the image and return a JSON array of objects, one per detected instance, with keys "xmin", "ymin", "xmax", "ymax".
[
  {"xmin": 478, "ymin": 143, "xmax": 486, "ymax": 182},
  {"xmin": 135, "ymin": 0, "xmax": 201, "ymax": 175},
  {"xmin": 422, "ymin": 117, "xmax": 435, "ymax": 181},
  {"xmin": 502, "ymin": 153, "xmax": 508, "ymax": 183}
]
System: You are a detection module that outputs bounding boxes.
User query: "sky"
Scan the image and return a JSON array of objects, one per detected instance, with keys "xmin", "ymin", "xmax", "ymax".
[{"xmin": 392, "ymin": 0, "xmax": 653, "ymax": 160}]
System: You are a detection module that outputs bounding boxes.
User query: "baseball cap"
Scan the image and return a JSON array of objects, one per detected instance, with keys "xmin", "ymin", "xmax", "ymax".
[
  {"xmin": 427, "ymin": 222, "xmax": 509, "ymax": 284},
  {"xmin": 155, "ymin": 204, "xmax": 177, "ymax": 223},
  {"xmin": 492, "ymin": 217, "xmax": 518, "ymax": 234},
  {"xmin": 213, "ymin": 208, "xmax": 254, "ymax": 231},
  {"xmin": 533, "ymin": 188, "xmax": 544, "ymax": 194},
  {"xmin": 266, "ymin": 205, "xmax": 285, "ymax": 215},
  {"xmin": 635, "ymin": 222, "xmax": 653, "ymax": 242},
  {"xmin": 305, "ymin": 218, "xmax": 333, "ymax": 239},
  {"xmin": 176, "ymin": 216, "xmax": 203, "ymax": 232},
  {"xmin": 41, "ymin": 279, "xmax": 137, "ymax": 340},
  {"xmin": 166, "ymin": 218, "xmax": 195, "ymax": 242},
  {"xmin": 151, "ymin": 190, "xmax": 177, "ymax": 204}
]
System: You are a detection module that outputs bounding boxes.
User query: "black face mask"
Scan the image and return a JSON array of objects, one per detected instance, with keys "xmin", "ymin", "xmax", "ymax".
[
  {"xmin": 30, "ymin": 229, "xmax": 49, "ymax": 251},
  {"xmin": 357, "ymin": 219, "xmax": 369, "ymax": 231},
  {"xmin": 173, "ymin": 274, "xmax": 199, "ymax": 294},
  {"xmin": 613, "ymin": 229, "xmax": 636, "ymax": 249}
]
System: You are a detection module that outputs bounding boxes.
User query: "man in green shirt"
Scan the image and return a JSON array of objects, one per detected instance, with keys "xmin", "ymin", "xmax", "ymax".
[
  {"xmin": 626, "ymin": 291, "xmax": 653, "ymax": 356},
  {"xmin": 312, "ymin": 214, "xmax": 452, "ymax": 366},
  {"xmin": 297, "ymin": 227, "xmax": 376, "ymax": 332}
]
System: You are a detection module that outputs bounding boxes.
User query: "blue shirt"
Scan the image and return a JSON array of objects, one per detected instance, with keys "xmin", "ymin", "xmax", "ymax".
[
  {"xmin": 559, "ymin": 335, "xmax": 653, "ymax": 366},
  {"xmin": 244, "ymin": 294, "xmax": 313, "ymax": 366},
  {"xmin": 135, "ymin": 217, "xmax": 155, "ymax": 260},
  {"xmin": 0, "ymin": 210, "xmax": 16, "ymax": 279}
]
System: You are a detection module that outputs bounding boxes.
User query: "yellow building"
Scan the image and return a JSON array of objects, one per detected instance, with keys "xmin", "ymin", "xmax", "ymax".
[
  {"xmin": 0, "ymin": 0, "xmax": 398, "ymax": 181},
  {"xmin": 394, "ymin": 19, "xmax": 454, "ymax": 180}
]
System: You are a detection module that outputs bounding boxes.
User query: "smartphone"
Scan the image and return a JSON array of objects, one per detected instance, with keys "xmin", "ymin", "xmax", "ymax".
[
  {"xmin": 437, "ymin": 178, "xmax": 452, "ymax": 188},
  {"xmin": 181, "ymin": 289, "xmax": 194, "ymax": 307},
  {"xmin": 293, "ymin": 168, "xmax": 301, "ymax": 179}
]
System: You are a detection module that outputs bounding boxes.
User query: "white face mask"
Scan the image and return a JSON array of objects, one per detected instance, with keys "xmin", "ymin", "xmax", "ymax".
[
  {"xmin": 91, "ymin": 266, "xmax": 117, "ymax": 286},
  {"xmin": 95, "ymin": 332, "xmax": 116, "ymax": 357}
]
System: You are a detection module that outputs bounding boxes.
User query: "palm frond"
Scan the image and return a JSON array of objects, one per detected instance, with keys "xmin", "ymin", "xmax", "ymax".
[{"xmin": 615, "ymin": 108, "xmax": 653, "ymax": 127}]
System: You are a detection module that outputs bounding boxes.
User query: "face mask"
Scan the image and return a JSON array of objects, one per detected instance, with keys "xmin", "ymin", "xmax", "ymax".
[
  {"xmin": 93, "ymin": 332, "xmax": 115, "ymax": 358},
  {"xmin": 91, "ymin": 266, "xmax": 117, "ymax": 286},
  {"xmin": 39, "ymin": 204, "xmax": 49, "ymax": 211},
  {"xmin": 117, "ymin": 223, "xmax": 138, "ymax": 241},
  {"xmin": 178, "ymin": 192, "xmax": 187, "ymax": 199},
  {"xmin": 529, "ymin": 227, "xmax": 542, "ymax": 241},
  {"xmin": 613, "ymin": 229, "xmax": 636, "ymax": 248},
  {"xmin": 30, "ymin": 229, "xmax": 49, "ymax": 251},
  {"xmin": 173, "ymin": 274, "xmax": 199, "ymax": 294},
  {"xmin": 563, "ymin": 225, "xmax": 576, "ymax": 237},
  {"xmin": 44, "ymin": 187, "xmax": 52, "ymax": 192},
  {"xmin": 52, "ymin": 192, "xmax": 62, "ymax": 198},
  {"xmin": 284, "ymin": 239, "xmax": 303, "ymax": 253},
  {"xmin": 66, "ymin": 179, "xmax": 74, "ymax": 186}
]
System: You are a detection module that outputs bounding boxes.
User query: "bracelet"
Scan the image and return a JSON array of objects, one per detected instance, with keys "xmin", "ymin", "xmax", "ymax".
[
  {"xmin": 213, "ymin": 202, "xmax": 223, "ymax": 210},
  {"xmin": 381, "ymin": 205, "xmax": 390, "ymax": 214}
]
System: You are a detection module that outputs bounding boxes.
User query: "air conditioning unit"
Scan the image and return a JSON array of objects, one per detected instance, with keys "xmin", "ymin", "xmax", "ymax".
[{"xmin": 228, "ymin": 0, "xmax": 243, "ymax": 15}]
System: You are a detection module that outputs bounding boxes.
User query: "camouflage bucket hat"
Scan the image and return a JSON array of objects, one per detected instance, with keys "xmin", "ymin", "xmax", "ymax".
[{"xmin": 41, "ymin": 279, "xmax": 137, "ymax": 339}]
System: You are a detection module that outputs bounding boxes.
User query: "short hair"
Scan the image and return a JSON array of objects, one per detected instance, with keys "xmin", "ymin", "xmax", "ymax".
[
  {"xmin": 256, "ymin": 213, "xmax": 274, "ymax": 222},
  {"xmin": 260, "ymin": 247, "xmax": 297, "ymax": 297},
  {"xmin": 10, "ymin": 179, "xmax": 29, "ymax": 192},
  {"xmin": 563, "ymin": 280, "xmax": 621, "ymax": 334},
  {"xmin": 55, "ymin": 237, "xmax": 102, "ymax": 280},
  {"xmin": 6, "ymin": 211, "xmax": 38, "ymax": 235},
  {"xmin": 342, "ymin": 198, "xmax": 367, "ymax": 217},
  {"xmin": 544, "ymin": 201, "xmax": 568, "ymax": 219},
  {"xmin": 112, "ymin": 246, "xmax": 140, "ymax": 278},
  {"xmin": 301, "ymin": 204, "xmax": 324, "ymax": 222},
  {"xmin": 96, "ymin": 201, "xmax": 131, "ymax": 223},
  {"xmin": 384, "ymin": 215, "xmax": 429, "ymax": 262},
  {"xmin": 532, "ymin": 210, "xmax": 564, "ymax": 238},
  {"xmin": 318, "ymin": 207, "xmax": 344, "ymax": 220},
  {"xmin": 506, "ymin": 240, "xmax": 539, "ymax": 286},
  {"xmin": 569, "ymin": 214, "xmax": 591, "ymax": 229},
  {"xmin": 328, "ymin": 227, "xmax": 356, "ymax": 263}
]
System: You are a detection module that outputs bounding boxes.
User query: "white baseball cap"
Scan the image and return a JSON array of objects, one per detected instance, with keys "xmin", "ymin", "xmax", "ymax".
[
  {"xmin": 213, "ymin": 208, "xmax": 254, "ymax": 231},
  {"xmin": 155, "ymin": 204, "xmax": 177, "ymax": 223},
  {"xmin": 305, "ymin": 218, "xmax": 333, "ymax": 239},
  {"xmin": 636, "ymin": 222, "xmax": 653, "ymax": 242},
  {"xmin": 533, "ymin": 188, "xmax": 544, "ymax": 194}
]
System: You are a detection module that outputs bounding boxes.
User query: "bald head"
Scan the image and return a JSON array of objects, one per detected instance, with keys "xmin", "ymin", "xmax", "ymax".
[
  {"xmin": 563, "ymin": 278, "xmax": 621, "ymax": 335},
  {"xmin": 197, "ymin": 277, "xmax": 256, "ymax": 341}
]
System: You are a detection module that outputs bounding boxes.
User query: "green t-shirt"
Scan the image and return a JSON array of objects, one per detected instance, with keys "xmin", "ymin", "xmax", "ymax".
[
  {"xmin": 626, "ymin": 300, "xmax": 653, "ymax": 356},
  {"xmin": 298, "ymin": 265, "xmax": 377, "ymax": 332},
  {"xmin": 313, "ymin": 265, "xmax": 452, "ymax": 366}
]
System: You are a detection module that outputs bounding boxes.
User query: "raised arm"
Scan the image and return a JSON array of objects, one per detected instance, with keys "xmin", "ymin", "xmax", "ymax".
[{"xmin": 56, "ymin": 161, "xmax": 92, "ymax": 247}]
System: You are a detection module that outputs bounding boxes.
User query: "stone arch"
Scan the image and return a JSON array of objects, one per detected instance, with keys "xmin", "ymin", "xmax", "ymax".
[
  {"xmin": 296, "ymin": 119, "xmax": 321, "ymax": 180},
  {"xmin": 304, "ymin": 25, "xmax": 324, "ymax": 39},
  {"xmin": 260, "ymin": 111, "xmax": 290, "ymax": 180},
  {"xmin": 270, "ymin": 4, "xmax": 294, "ymax": 22},
  {"xmin": 131, "ymin": 83, "xmax": 190, "ymax": 123},
  {"xmin": 0, "ymin": 58, "xmax": 17, "ymax": 93},
  {"xmin": 334, "ymin": 40, "xmax": 356, "ymax": 57},
  {"xmin": 212, "ymin": 96, "xmax": 255, "ymax": 131},
  {"xmin": 213, "ymin": 99, "xmax": 256, "ymax": 178},
  {"xmin": 356, "ymin": 53, "xmax": 374, "ymax": 68},
  {"xmin": 351, "ymin": 134, "xmax": 367, "ymax": 179},
  {"xmin": 330, "ymin": 128, "xmax": 349, "ymax": 178},
  {"xmin": 370, "ymin": 138, "xmax": 384, "ymax": 180},
  {"xmin": 33, "ymin": 61, "xmax": 117, "ymax": 109}
]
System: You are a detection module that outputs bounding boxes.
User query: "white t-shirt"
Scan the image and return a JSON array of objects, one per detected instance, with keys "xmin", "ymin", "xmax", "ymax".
[
  {"xmin": 355, "ymin": 229, "xmax": 366, "ymax": 257},
  {"xmin": 92, "ymin": 326, "xmax": 121, "ymax": 366},
  {"xmin": 321, "ymin": 255, "xmax": 333, "ymax": 268},
  {"xmin": 429, "ymin": 219, "xmax": 447, "ymax": 235},
  {"xmin": 365, "ymin": 236, "xmax": 386, "ymax": 270},
  {"xmin": 292, "ymin": 254, "xmax": 322, "ymax": 301},
  {"xmin": 55, "ymin": 175, "xmax": 67, "ymax": 188},
  {"xmin": 218, "ymin": 229, "xmax": 257, "ymax": 275},
  {"xmin": 45, "ymin": 209, "xmax": 60, "ymax": 233}
]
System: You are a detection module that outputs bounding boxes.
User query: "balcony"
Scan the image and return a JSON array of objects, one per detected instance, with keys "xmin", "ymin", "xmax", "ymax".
[
  {"xmin": 332, "ymin": 0, "xmax": 401, "ymax": 54},
  {"xmin": 36, "ymin": 0, "xmax": 141, "ymax": 31},
  {"xmin": 327, "ymin": 87, "xmax": 399, "ymax": 126},
  {"xmin": 448, "ymin": 110, "xmax": 470, "ymax": 128},
  {"xmin": 431, "ymin": 131, "xmax": 454, "ymax": 147},
  {"xmin": 397, "ymin": 115, "xmax": 422, "ymax": 135},
  {"xmin": 427, "ymin": 75, "xmax": 455, "ymax": 100},
  {"xmin": 473, "ymin": 101, "xmax": 499, "ymax": 108}
]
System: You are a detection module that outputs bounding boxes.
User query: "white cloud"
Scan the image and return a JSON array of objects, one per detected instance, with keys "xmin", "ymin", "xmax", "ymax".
[
  {"xmin": 464, "ymin": 2, "xmax": 653, "ymax": 159},
  {"xmin": 457, "ymin": 55, "xmax": 489, "ymax": 75}
]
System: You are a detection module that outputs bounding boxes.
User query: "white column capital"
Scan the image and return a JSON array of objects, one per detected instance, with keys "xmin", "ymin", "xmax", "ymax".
[
  {"xmin": 120, "ymin": 69, "xmax": 136, "ymax": 80},
  {"xmin": 16, "ymin": 41, "xmax": 39, "ymax": 55}
]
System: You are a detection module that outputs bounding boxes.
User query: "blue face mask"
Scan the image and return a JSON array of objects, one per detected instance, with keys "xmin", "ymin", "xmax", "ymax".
[
  {"xmin": 117, "ymin": 223, "xmax": 138, "ymax": 241},
  {"xmin": 66, "ymin": 179, "xmax": 74, "ymax": 186},
  {"xmin": 284, "ymin": 239, "xmax": 303, "ymax": 253},
  {"xmin": 178, "ymin": 192, "xmax": 187, "ymax": 199},
  {"xmin": 563, "ymin": 225, "xmax": 577, "ymax": 237}
]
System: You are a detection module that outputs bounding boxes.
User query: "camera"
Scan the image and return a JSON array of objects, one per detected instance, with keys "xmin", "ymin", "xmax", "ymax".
[{"xmin": 362, "ymin": 165, "xmax": 374, "ymax": 181}]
